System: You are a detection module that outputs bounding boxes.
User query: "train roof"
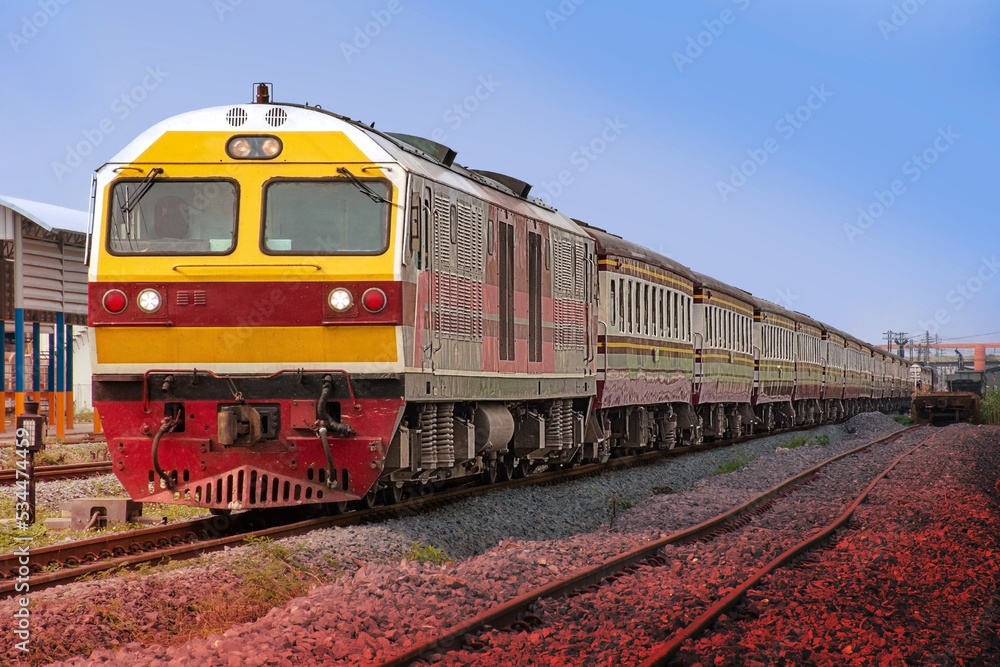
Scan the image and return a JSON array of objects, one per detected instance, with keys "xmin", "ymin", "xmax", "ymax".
[
  {"xmin": 692, "ymin": 271, "xmax": 755, "ymax": 306},
  {"xmin": 577, "ymin": 222, "xmax": 697, "ymax": 281},
  {"xmin": 101, "ymin": 103, "xmax": 590, "ymax": 238}
]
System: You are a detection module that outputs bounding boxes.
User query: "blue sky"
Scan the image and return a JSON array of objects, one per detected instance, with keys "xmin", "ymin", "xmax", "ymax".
[{"xmin": 1, "ymin": 0, "xmax": 997, "ymax": 350}]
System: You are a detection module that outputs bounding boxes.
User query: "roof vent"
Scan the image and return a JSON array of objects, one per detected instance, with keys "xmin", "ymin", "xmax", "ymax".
[
  {"xmin": 386, "ymin": 133, "xmax": 457, "ymax": 167},
  {"xmin": 472, "ymin": 171, "xmax": 532, "ymax": 198},
  {"xmin": 226, "ymin": 107, "xmax": 248, "ymax": 127},
  {"xmin": 265, "ymin": 108, "xmax": 287, "ymax": 127}
]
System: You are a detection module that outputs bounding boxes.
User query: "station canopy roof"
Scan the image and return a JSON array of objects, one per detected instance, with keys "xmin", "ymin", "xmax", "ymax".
[{"xmin": 0, "ymin": 195, "xmax": 87, "ymax": 235}]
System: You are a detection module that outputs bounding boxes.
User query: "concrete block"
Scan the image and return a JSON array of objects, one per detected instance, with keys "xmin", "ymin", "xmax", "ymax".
[
  {"xmin": 43, "ymin": 517, "xmax": 72, "ymax": 531},
  {"xmin": 70, "ymin": 498, "xmax": 142, "ymax": 531}
]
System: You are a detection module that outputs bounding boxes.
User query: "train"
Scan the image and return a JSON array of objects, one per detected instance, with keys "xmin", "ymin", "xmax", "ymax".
[{"xmin": 87, "ymin": 84, "xmax": 912, "ymax": 512}]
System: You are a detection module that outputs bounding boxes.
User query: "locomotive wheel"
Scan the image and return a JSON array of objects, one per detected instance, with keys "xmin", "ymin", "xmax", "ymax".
[
  {"xmin": 513, "ymin": 459, "xmax": 530, "ymax": 479},
  {"xmin": 327, "ymin": 501, "xmax": 350, "ymax": 515},
  {"xmin": 481, "ymin": 460, "xmax": 499, "ymax": 485},
  {"xmin": 354, "ymin": 487, "xmax": 379, "ymax": 511},
  {"xmin": 497, "ymin": 456, "xmax": 516, "ymax": 482},
  {"xmin": 383, "ymin": 484, "xmax": 405, "ymax": 505}
]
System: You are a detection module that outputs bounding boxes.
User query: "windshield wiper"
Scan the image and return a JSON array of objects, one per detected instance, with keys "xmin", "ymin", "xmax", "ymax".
[
  {"xmin": 336, "ymin": 167, "xmax": 390, "ymax": 204},
  {"xmin": 120, "ymin": 167, "xmax": 164, "ymax": 216}
]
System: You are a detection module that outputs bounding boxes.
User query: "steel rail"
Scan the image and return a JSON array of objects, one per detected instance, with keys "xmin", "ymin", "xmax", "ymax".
[
  {"xmin": 374, "ymin": 425, "xmax": 923, "ymax": 667},
  {"xmin": 0, "ymin": 419, "xmax": 889, "ymax": 598},
  {"xmin": 0, "ymin": 462, "xmax": 112, "ymax": 483},
  {"xmin": 639, "ymin": 426, "xmax": 939, "ymax": 666}
]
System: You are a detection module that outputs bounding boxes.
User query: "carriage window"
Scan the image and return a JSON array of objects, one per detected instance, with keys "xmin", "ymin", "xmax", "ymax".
[
  {"xmin": 650, "ymin": 287, "xmax": 656, "ymax": 338},
  {"xmin": 108, "ymin": 179, "xmax": 237, "ymax": 255},
  {"xmin": 610, "ymin": 277, "xmax": 616, "ymax": 327},
  {"xmin": 627, "ymin": 280, "xmax": 633, "ymax": 334},
  {"xmin": 263, "ymin": 180, "xmax": 390, "ymax": 254},
  {"xmin": 619, "ymin": 279, "xmax": 625, "ymax": 332},
  {"xmin": 643, "ymin": 284, "xmax": 650, "ymax": 336}
]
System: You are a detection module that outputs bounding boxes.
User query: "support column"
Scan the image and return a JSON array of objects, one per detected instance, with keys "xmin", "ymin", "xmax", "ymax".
[
  {"xmin": 0, "ymin": 320, "xmax": 5, "ymax": 433},
  {"xmin": 66, "ymin": 323, "xmax": 74, "ymax": 430},
  {"xmin": 974, "ymin": 344, "xmax": 986, "ymax": 372},
  {"xmin": 31, "ymin": 322, "xmax": 39, "ymax": 401},
  {"xmin": 14, "ymin": 309, "xmax": 24, "ymax": 420},
  {"xmin": 55, "ymin": 313, "xmax": 65, "ymax": 438}
]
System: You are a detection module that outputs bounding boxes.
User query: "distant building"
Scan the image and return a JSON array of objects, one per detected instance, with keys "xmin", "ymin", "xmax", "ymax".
[{"xmin": 0, "ymin": 195, "xmax": 88, "ymax": 429}]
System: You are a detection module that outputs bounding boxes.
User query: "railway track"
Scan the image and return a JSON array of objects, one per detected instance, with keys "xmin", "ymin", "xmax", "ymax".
[
  {"xmin": 375, "ymin": 425, "xmax": 930, "ymax": 667},
  {"xmin": 0, "ymin": 420, "xmax": 846, "ymax": 596},
  {"xmin": 0, "ymin": 461, "xmax": 112, "ymax": 483}
]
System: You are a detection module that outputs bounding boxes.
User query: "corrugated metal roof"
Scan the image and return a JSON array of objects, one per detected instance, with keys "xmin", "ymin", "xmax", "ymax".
[{"xmin": 0, "ymin": 195, "xmax": 88, "ymax": 234}]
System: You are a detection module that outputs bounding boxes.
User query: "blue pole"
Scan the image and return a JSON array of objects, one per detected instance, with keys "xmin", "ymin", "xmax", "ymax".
[{"xmin": 31, "ymin": 322, "xmax": 39, "ymax": 395}]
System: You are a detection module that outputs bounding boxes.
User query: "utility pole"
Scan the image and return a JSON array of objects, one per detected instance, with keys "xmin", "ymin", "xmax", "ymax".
[
  {"xmin": 924, "ymin": 331, "xmax": 931, "ymax": 364},
  {"xmin": 884, "ymin": 330, "xmax": 894, "ymax": 354},
  {"xmin": 893, "ymin": 332, "xmax": 908, "ymax": 359}
]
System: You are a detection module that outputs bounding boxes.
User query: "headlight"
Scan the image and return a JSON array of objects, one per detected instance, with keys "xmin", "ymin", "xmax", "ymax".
[
  {"xmin": 261, "ymin": 137, "xmax": 282, "ymax": 157},
  {"xmin": 229, "ymin": 138, "xmax": 252, "ymax": 158},
  {"xmin": 328, "ymin": 288, "xmax": 353, "ymax": 312},
  {"xmin": 226, "ymin": 135, "xmax": 283, "ymax": 160},
  {"xmin": 137, "ymin": 289, "xmax": 162, "ymax": 313}
]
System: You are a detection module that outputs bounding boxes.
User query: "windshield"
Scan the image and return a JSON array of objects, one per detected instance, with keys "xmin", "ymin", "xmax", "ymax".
[
  {"xmin": 107, "ymin": 180, "xmax": 238, "ymax": 255},
  {"xmin": 262, "ymin": 180, "xmax": 390, "ymax": 254}
]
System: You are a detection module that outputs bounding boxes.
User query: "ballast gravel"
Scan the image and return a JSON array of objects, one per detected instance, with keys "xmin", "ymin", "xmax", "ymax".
[{"xmin": 6, "ymin": 413, "xmax": 919, "ymax": 666}]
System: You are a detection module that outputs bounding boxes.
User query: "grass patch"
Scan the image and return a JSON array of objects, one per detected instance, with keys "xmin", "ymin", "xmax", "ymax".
[
  {"xmin": 32, "ymin": 536, "xmax": 338, "ymax": 665},
  {"xmin": 776, "ymin": 434, "xmax": 830, "ymax": 451},
  {"xmin": 981, "ymin": 388, "xmax": 1000, "ymax": 426},
  {"xmin": 714, "ymin": 444, "xmax": 757, "ymax": 474},
  {"xmin": 406, "ymin": 541, "xmax": 452, "ymax": 565},
  {"xmin": 892, "ymin": 414, "xmax": 914, "ymax": 426},
  {"xmin": 0, "ymin": 442, "xmax": 110, "ymax": 468}
]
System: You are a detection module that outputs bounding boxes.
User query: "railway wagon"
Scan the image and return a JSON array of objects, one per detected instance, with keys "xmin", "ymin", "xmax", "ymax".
[
  {"xmin": 583, "ymin": 223, "xmax": 699, "ymax": 451},
  {"xmin": 89, "ymin": 85, "xmax": 598, "ymax": 511},
  {"xmin": 691, "ymin": 273, "xmax": 757, "ymax": 441}
]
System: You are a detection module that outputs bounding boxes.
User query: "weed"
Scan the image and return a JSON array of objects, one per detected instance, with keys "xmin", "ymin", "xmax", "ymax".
[
  {"xmin": 980, "ymin": 388, "xmax": 1000, "ymax": 426},
  {"xmin": 714, "ymin": 444, "xmax": 757, "ymax": 474},
  {"xmin": 813, "ymin": 434, "xmax": 830, "ymax": 446},
  {"xmin": 407, "ymin": 541, "xmax": 452, "ymax": 565},
  {"xmin": 892, "ymin": 414, "xmax": 914, "ymax": 426},
  {"xmin": 779, "ymin": 435, "xmax": 812, "ymax": 449}
]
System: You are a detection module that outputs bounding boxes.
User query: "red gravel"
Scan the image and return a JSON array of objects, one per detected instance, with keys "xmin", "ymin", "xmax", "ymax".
[
  {"xmin": 435, "ymin": 425, "xmax": 1000, "ymax": 666},
  {"xmin": 20, "ymin": 423, "xmax": 1000, "ymax": 666},
  {"xmin": 672, "ymin": 423, "xmax": 1000, "ymax": 666}
]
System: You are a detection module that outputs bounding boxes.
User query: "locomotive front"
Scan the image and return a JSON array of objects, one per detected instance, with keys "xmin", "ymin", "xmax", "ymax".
[{"xmin": 89, "ymin": 90, "xmax": 406, "ymax": 510}]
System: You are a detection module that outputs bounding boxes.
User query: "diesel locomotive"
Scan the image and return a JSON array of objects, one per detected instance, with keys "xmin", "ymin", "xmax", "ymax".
[{"xmin": 88, "ymin": 84, "xmax": 911, "ymax": 512}]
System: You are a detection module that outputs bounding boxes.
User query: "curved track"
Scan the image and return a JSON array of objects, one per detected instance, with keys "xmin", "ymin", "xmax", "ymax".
[
  {"xmin": 0, "ymin": 421, "xmax": 847, "ymax": 597},
  {"xmin": 374, "ymin": 426, "xmax": 925, "ymax": 667}
]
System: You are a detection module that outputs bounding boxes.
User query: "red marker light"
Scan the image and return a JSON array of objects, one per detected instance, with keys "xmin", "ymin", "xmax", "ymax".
[
  {"xmin": 361, "ymin": 288, "xmax": 387, "ymax": 314},
  {"xmin": 103, "ymin": 289, "xmax": 128, "ymax": 314}
]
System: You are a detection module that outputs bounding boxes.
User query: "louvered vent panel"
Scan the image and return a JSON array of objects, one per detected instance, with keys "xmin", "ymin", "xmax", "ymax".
[
  {"xmin": 554, "ymin": 300, "xmax": 587, "ymax": 348},
  {"xmin": 573, "ymin": 242, "xmax": 587, "ymax": 300},
  {"xmin": 433, "ymin": 193, "xmax": 451, "ymax": 268},
  {"xmin": 265, "ymin": 108, "xmax": 287, "ymax": 127},
  {"xmin": 226, "ymin": 107, "xmax": 248, "ymax": 127},
  {"xmin": 553, "ymin": 240, "xmax": 575, "ymax": 298},
  {"xmin": 435, "ymin": 274, "xmax": 483, "ymax": 340},
  {"xmin": 455, "ymin": 202, "xmax": 483, "ymax": 279}
]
